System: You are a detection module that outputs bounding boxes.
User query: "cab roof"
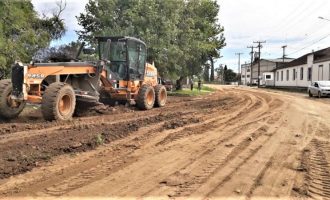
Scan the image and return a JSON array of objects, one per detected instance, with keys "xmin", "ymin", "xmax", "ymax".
[{"xmin": 95, "ymin": 36, "xmax": 146, "ymax": 47}]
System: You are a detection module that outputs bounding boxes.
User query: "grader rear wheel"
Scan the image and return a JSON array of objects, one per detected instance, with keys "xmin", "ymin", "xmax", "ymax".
[
  {"xmin": 154, "ymin": 85, "xmax": 167, "ymax": 107},
  {"xmin": 0, "ymin": 79, "xmax": 26, "ymax": 119},
  {"xmin": 41, "ymin": 82, "xmax": 76, "ymax": 121},
  {"xmin": 136, "ymin": 85, "xmax": 155, "ymax": 110}
]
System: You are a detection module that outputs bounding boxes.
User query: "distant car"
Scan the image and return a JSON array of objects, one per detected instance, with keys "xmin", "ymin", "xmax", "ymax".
[
  {"xmin": 158, "ymin": 78, "xmax": 173, "ymax": 91},
  {"xmin": 308, "ymin": 81, "xmax": 330, "ymax": 98}
]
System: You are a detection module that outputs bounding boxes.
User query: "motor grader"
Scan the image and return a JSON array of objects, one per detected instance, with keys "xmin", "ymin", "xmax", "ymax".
[{"xmin": 0, "ymin": 36, "xmax": 167, "ymax": 121}]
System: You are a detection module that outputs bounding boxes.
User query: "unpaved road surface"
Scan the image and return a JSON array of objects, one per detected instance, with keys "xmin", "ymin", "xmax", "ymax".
[{"xmin": 0, "ymin": 85, "xmax": 330, "ymax": 199}]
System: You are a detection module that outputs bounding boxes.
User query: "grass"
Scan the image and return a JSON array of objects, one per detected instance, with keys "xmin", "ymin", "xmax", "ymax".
[
  {"xmin": 95, "ymin": 134, "xmax": 105, "ymax": 146},
  {"xmin": 169, "ymin": 85, "xmax": 216, "ymax": 97}
]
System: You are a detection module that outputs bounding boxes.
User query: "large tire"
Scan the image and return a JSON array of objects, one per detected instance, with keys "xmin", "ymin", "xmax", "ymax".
[
  {"xmin": 0, "ymin": 79, "xmax": 26, "ymax": 119},
  {"xmin": 154, "ymin": 85, "xmax": 167, "ymax": 107},
  {"xmin": 308, "ymin": 90, "xmax": 313, "ymax": 97},
  {"xmin": 136, "ymin": 85, "xmax": 155, "ymax": 110},
  {"xmin": 41, "ymin": 82, "xmax": 76, "ymax": 121}
]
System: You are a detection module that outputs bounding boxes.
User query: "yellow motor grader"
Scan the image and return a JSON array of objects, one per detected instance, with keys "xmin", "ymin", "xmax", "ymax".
[{"xmin": 0, "ymin": 36, "xmax": 167, "ymax": 121}]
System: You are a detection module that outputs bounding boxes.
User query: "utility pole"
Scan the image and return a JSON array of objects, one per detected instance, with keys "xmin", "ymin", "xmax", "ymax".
[
  {"xmin": 281, "ymin": 45, "xmax": 287, "ymax": 64},
  {"xmin": 253, "ymin": 41, "xmax": 266, "ymax": 88},
  {"xmin": 247, "ymin": 46, "xmax": 256, "ymax": 86},
  {"xmin": 235, "ymin": 53, "xmax": 243, "ymax": 85}
]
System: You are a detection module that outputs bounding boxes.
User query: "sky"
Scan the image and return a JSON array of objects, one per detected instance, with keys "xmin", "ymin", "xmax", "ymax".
[{"xmin": 32, "ymin": 0, "xmax": 330, "ymax": 72}]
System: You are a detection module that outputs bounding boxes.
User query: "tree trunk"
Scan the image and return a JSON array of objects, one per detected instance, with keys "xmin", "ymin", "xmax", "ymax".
[
  {"xmin": 176, "ymin": 76, "xmax": 184, "ymax": 90},
  {"xmin": 210, "ymin": 57, "xmax": 214, "ymax": 82},
  {"xmin": 204, "ymin": 65, "xmax": 210, "ymax": 82}
]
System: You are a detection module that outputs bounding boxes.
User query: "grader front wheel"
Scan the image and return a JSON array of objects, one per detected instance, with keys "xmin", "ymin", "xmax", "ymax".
[
  {"xmin": 0, "ymin": 79, "xmax": 26, "ymax": 119},
  {"xmin": 41, "ymin": 82, "xmax": 76, "ymax": 121}
]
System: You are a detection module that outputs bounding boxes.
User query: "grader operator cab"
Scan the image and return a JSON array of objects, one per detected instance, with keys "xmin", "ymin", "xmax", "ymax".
[{"xmin": 0, "ymin": 36, "xmax": 167, "ymax": 121}]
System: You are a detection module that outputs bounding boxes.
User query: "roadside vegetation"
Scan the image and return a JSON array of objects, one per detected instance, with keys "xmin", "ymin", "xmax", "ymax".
[{"xmin": 170, "ymin": 85, "xmax": 216, "ymax": 96}]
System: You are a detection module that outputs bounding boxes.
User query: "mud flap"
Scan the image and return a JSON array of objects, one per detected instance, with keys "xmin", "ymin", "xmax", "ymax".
[{"xmin": 11, "ymin": 63, "xmax": 24, "ymax": 99}]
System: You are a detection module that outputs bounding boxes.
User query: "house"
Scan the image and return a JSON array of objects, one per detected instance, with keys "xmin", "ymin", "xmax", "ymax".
[
  {"xmin": 274, "ymin": 47, "xmax": 330, "ymax": 88},
  {"xmin": 250, "ymin": 58, "xmax": 293, "ymax": 86},
  {"xmin": 241, "ymin": 63, "xmax": 251, "ymax": 85}
]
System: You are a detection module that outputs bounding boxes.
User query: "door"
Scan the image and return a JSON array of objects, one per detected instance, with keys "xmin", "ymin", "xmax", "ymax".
[
  {"xmin": 312, "ymin": 82, "xmax": 319, "ymax": 95},
  {"xmin": 318, "ymin": 65, "xmax": 323, "ymax": 80}
]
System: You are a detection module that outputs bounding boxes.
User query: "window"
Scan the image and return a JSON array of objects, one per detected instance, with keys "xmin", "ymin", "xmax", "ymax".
[
  {"xmin": 127, "ymin": 40, "xmax": 146, "ymax": 80},
  {"xmin": 242, "ymin": 75, "xmax": 245, "ymax": 78},
  {"xmin": 247, "ymin": 75, "xmax": 250, "ymax": 78},
  {"xmin": 308, "ymin": 67, "xmax": 312, "ymax": 81},
  {"xmin": 277, "ymin": 71, "xmax": 279, "ymax": 81},
  {"xmin": 266, "ymin": 75, "xmax": 271, "ymax": 80},
  {"xmin": 293, "ymin": 69, "xmax": 296, "ymax": 80},
  {"xmin": 300, "ymin": 67, "xmax": 304, "ymax": 80},
  {"xmin": 286, "ymin": 70, "xmax": 289, "ymax": 81},
  {"xmin": 247, "ymin": 68, "xmax": 250, "ymax": 72},
  {"xmin": 281, "ymin": 71, "xmax": 283, "ymax": 81}
]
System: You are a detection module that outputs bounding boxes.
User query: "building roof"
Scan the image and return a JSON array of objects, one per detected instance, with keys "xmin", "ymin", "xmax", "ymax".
[
  {"xmin": 277, "ymin": 46, "xmax": 330, "ymax": 70},
  {"xmin": 252, "ymin": 58, "xmax": 294, "ymax": 66},
  {"xmin": 314, "ymin": 47, "xmax": 330, "ymax": 63},
  {"xmin": 263, "ymin": 58, "xmax": 294, "ymax": 63}
]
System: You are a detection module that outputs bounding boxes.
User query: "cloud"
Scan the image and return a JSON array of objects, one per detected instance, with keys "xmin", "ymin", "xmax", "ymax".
[
  {"xmin": 216, "ymin": 0, "xmax": 330, "ymax": 72},
  {"xmin": 32, "ymin": 0, "xmax": 88, "ymax": 45}
]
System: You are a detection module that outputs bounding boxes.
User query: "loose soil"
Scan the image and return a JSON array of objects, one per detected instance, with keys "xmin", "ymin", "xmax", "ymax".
[{"xmin": 0, "ymin": 85, "xmax": 329, "ymax": 200}]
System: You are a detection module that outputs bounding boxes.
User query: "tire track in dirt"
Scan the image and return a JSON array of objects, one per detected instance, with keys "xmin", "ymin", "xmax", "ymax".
[
  {"xmin": 156, "ymin": 125, "xmax": 270, "ymax": 198},
  {"xmin": 144, "ymin": 91, "xmax": 284, "ymax": 197},
  {"xmin": 27, "ymin": 100, "xmax": 248, "ymax": 196},
  {"xmin": 22, "ymin": 113, "xmax": 219, "ymax": 196},
  {"xmin": 0, "ymin": 94, "xmax": 242, "ymax": 195},
  {"xmin": 154, "ymin": 92, "xmax": 267, "ymax": 147},
  {"xmin": 300, "ymin": 139, "xmax": 330, "ymax": 199},
  {"xmin": 246, "ymin": 156, "xmax": 274, "ymax": 199},
  {"xmin": 0, "ymin": 93, "xmax": 236, "ymax": 142}
]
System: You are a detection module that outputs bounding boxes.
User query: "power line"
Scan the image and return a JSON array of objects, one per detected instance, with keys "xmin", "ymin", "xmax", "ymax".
[
  {"xmin": 270, "ymin": 1, "xmax": 325, "ymax": 37},
  {"xmin": 287, "ymin": 33, "xmax": 330, "ymax": 56}
]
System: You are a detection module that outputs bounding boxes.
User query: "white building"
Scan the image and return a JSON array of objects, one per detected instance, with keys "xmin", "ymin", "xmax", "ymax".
[
  {"xmin": 250, "ymin": 58, "xmax": 293, "ymax": 86},
  {"xmin": 241, "ymin": 63, "xmax": 251, "ymax": 85},
  {"xmin": 275, "ymin": 47, "xmax": 330, "ymax": 88}
]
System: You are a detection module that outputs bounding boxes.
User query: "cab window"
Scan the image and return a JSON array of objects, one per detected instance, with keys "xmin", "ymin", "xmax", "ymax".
[{"xmin": 127, "ymin": 40, "xmax": 146, "ymax": 79}]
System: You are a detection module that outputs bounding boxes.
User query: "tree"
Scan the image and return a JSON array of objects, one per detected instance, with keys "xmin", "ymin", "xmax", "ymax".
[
  {"xmin": 34, "ymin": 41, "xmax": 82, "ymax": 62},
  {"xmin": 77, "ymin": 0, "xmax": 225, "ymax": 88},
  {"xmin": 224, "ymin": 68, "xmax": 237, "ymax": 83},
  {"xmin": 0, "ymin": 0, "xmax": 66, "ymax": 76}
]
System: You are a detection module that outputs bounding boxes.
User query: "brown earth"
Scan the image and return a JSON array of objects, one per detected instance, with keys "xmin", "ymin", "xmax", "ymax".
[{"xmin": 0, "ymin": 85, "xmax": 330, "ymax": 199}]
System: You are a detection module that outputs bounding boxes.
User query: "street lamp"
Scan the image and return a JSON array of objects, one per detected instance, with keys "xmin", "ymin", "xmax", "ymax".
[{"xmin": 318, "ymin": 16, "xmax": 330, "ymax": 22}]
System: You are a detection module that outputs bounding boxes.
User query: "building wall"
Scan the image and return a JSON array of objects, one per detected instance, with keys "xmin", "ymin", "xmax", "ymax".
[
  {"xmin": 274, "ymin": 60, "xmax": 330, "ymax": 87},
  {"xmin": 251, "ymin": 60, "xmax": 277, "ymax": 82},
  {"xmin": 241, "ymin": 64, "xmax": 251, "ymax": 85},
  {"xmin": 314, "ymin": 61, "xmax": 330, "ymax": 81},
  {"xmin": 262, "ymin": 72, "xmax": 274, "ymax": 86}
]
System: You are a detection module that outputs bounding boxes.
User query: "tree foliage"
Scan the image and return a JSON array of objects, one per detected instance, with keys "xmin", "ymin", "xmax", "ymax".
[
  {"xmin": 77, "ymin": 0, "xmax": 225, "ymax": 79},
  {"xmin": 34, "ymin": 41, "xmax": 81, "ymax": 62},
  {"xmin": 216, "ymin": 65, "xmax": 237, "ymax": 83},
  {"xmin": 0, "ymin": 0, "xmax": 66, "ymax": 75}
]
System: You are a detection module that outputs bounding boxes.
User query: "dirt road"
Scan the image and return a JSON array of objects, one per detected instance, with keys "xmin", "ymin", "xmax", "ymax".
[{"xmin": 0, "ymin": 85, "xmax": 330, "ymax": 199}]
